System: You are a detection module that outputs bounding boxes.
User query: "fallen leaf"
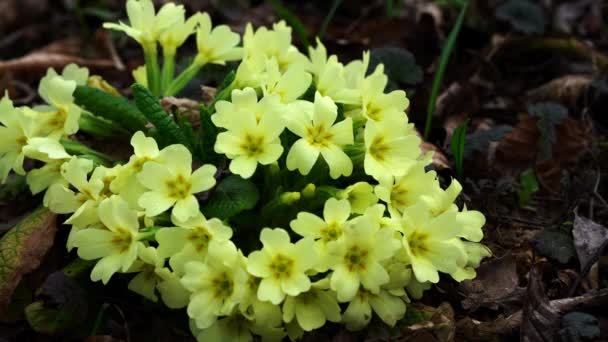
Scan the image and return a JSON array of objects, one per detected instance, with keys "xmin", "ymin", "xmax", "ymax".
[
  {"xmin": 399, "ymin": 302, "xmax": 455, "ymax": 342},
  {"xmin": 572, "ymin": 213, "xmax": 608, "ymax": 271},
  {"xmin": 558, "ymin": 312, "xmax": 601, "ymax": 341},
  {"xmin": 520, "ymin": 267, "xmax": 561, "ymax": 342},
  {"xmin": 554, "ymin": 0, "xmax": 603, "ymax": 35},
  {"xmin": 533, "ymin": 229, "xmax": 576, "ymax": 264},
  {"xmin": 495, "ymin": 0, "xmax": 546, "ymax": 34},
  {"xmin": 0, "ymin": 207, "xmax": 57, "ymax": 309},
  {"xmin": 460, "ymin": 254, "xmax": 526, "ymax": 311},
  {"xmin": 528, "ymin": 102, "xmax": 568, "ymax": 161},
  {"xmin": 527, "ymin": 75, "xmax": 593, "ymax": 110},
  {"xmin": 368, "ymin": 47, "xmax": 423, "ymax": 91}
]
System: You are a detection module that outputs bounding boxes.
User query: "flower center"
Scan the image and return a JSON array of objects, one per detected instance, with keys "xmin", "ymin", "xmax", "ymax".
[
  {"xmin": 269, "ymin": 253, "xmax": 294, "ymax": 279},
  {"xmin": 132, "ymin": 156, "xmax": 152, "ymax": 172},
  {"xmin": 46, "ymin": 108, "xmax": 67, "ymax": 130},
  {"xmin": 186, "ymin": 226, "xmax": 212, "ymax": 252},
  {"xmin": 212, "ymin": 272, "xmax": 234, "ymax": 299},
  {"xmin": 365, "ymin": 103, "xmax": 383, "ymax": 122},
  {"xmin": 165, "ymin": 174, "xmax": 192, "ymax": 200},
  {"xmin": 320, "ymin": 222, "xmax": 342, "ymax": 242},
  {"xmin": 368, "ymin": 136, "xmax": 390, "ymax": 161},
  {"xmin": 344, "ymin": 245, "xmax": 369, "ymax": 272},
  {"xmin": 111, "ymin": 227, "xmax": 134, "ymax": 253},
  {"xmin": 407, "ymin": 231, "xmax": 429, "ymax": 257},
  {"xmin": 306, "ymin": 124, "xmax": 334, "ymax": 148},
  {"xmin": 16, "ymin": 135, "xmax": 28, "ymax": 153},
  {"xmin": 240, "ymin": 133, "xmax": 265, "ymax": 157},
  {"xmin": 390, "ymin": 184, "xmax": 409, "ymax": 207}
]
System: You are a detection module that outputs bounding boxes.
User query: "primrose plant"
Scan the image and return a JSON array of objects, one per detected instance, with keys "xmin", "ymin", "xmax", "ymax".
[{"xmin": 0, "ymin": 0, "xmax": 490, "ymax": 340}]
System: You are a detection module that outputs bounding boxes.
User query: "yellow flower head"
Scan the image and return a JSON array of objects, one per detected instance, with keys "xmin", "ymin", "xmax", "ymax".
[
  {"xmin": 328, "ymin": 215, "xmax": 400, "ymax": 302},
  {"xmin": 182, "ymin": 240, "xmax": 248, "ymax": 329},
  {"xmin": 261, "ymin": 57, "xmax": 312, "ymax": 104},
  {"xmin": 23, "ymin": 137, "xmax": 71, "ymax": 194},
  {"xmin": 342, "ymin": 288, "xmax": 406, "ymax": 331},
  {"xmin": 363, "ymin": 116, "xmax": 420, "ymax": 180},
  {"xmin": 282, "ymin": 279, "xmax": 341, "ymax": 331},
  {"xmin": 71, "ymin": 195, "xmax": 143, "ymax": 284},
  {"xmin": 285, "ymin": 93, "xmax": 354, "ymax": 179},
  {"xmin": 193, "ymin": 13, "xmax": 242, "ymax": 66},
  {"xmin": 338, "ymin": 181, "xmax": 378, "ymax": 214},
  {"xmin": 247, "ymin": 228, "xmax": 317, "ymax": 304},
  {"xmin": 104, "ymin": 0, "xmax": 184, "ymax": 49},
  {"xmin": 359, "ymin": 64, "xmax": 409, "ymax": 122},
  {"xmin": 137, "ymin": 144, "xmax": 217, "ymax": 221},
  {"xmin": 159, "ymin": 12, "xmax": 203, "ymax": 56}
]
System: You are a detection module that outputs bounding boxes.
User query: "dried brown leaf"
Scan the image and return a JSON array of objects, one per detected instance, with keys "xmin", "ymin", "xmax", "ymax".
[
  {"xmin": 527, "ymin": 75, "xmax": 593, "ymax": 109},
  {"xmin": 399, "ymin": 303, "xmax": 455, "ymax": 342}
]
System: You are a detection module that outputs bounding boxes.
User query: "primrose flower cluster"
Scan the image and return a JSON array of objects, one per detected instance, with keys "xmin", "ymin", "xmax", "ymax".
[{"xmin": 0, "ymin": 0, "xmax": 490, "ymax": 340}]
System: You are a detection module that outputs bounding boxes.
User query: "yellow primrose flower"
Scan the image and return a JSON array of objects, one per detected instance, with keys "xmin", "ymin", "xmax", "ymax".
[
  {"xmin": 193, "ymin": 13, "xmax": 242, "ymax": 66},
  {"xmin": 103, "ymin": 0, "xmax": 184, "ymax": 49},
  {"xmin": 212, "ymin": 88, "xmax": 263, "ymax": 129},
  {"xmin": 155, "ymin": 212, "xmax": 233, "ymax": 274},
  {"xmin": 450, "ymin": 240, "xmax": 491, "ymax": 281},
  {"xmin": 337, "ymin": 181, "xmax": 378, "ymax": 214},
  {"xmin": 246, "ymin": 228, "xmax": 317, "ymax": 304},
  {"xmin": 137, "ymin": 144, "xmax": 217, "ymax": 221},
  {"xmin": 214, "ymin": 93, "xmax": 285, "ymax": 178},
  {"xmin": 182, "ymin": 240, "xmax": 248, "ymax": 329},
  {"xmin": 308, "ymin": 40, "xmax": 359, "ymax": 105},
  {"xmin": 359, "ymin": 64, "xmax": 409, "ymax": 122},
  {"xmin": 285, "ymin": 93, "xmax": 354, "ymax": 179},
  {"xmin": 261, "ymin": 57, "xmax": 312, "ymax": 104},
  {"xmin": 111, "ymin": 131, "xmax": 160, "ymax": 191},
  {"xmin": 127, "ymin": 246, "xmax": 190, "ymax": 308},
  {"xmin": 189, "ymin": 313, "xmax": 286, "ymax": 342},
  {"xmin": 0, "ymin": 94, "xmax": 39, "ymax": 182},
  {"xmin": 44, "ymin": 157, "xmax": 96, "ymax": 215},
  {"xmin": 23, "ymin": 137, "xmax": 71, "ymax": 194},
  {"xmin": 282, "ymin": 278, "xmax": 342, "ymax": 331},
  {"xmin": 342, "ymin": 288, "xmax": 407, "ymax": 331},
  {"xmin": 243, "ymin": 21, "xmax": 310, "ymax": 72},
  {"xmin": 399, "ymin": 202, "xmax": 467, "ymax": 283},
  {"xmin": 343, "ymin": 51, "xmax": 370, "ymax": 91},
  {"xmin": 290, "ymin": 198, "xmax": 351, "ymax": 271},
  {"xmin": 71, "ymin": 195, "xmax": 144, "ymax": 284},
  {"xmin": 36, "ymin": 64, "xmax": 89, "ymax": 137},
  {"xmin": 374, "ymin": 161, "xmax": 439, "ymax": 216},
  {"xmin": 363, "ymin": 116, "xmax": 420, "ymax": 180},
  {"xmin": 328, "ymin": 215, "xmax": 400, "ymax": 302},
  {"xmin": 159, "ymin": 12, "xmax": 203, "ymax": 56}
]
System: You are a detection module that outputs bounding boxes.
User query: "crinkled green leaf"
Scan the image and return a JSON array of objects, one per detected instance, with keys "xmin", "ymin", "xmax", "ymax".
[
  {"xmin": 201, "ymin": 175, "xmax": 260, "ymax": 220},
  {"xmin": 0, "ymin": 207, "xmax": 57, "ymax": 308},
  {"xmin": 132, "ymin": 83, "xmax": 192, "ymax": 151},
  {"xmin": 368, "ymin": 47, "xmax": 423, "ymax": 91},
  {"xmin": 73, "ymin": 85, "xmax": 148, "ymax": 133},
  {"xmin": 496, "ymin": 0, "xmax": 546, "ymax": 34}
]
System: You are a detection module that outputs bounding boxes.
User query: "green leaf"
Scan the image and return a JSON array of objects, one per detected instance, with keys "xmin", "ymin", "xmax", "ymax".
[
  {"xmin": 451, "ymin": 120, "xmax": 468, "ymax": 179},
  {"xmin": 131, "ymin": 83, "xmax": 193, "ymax": 151},
  {"xmin": 528, "ymin": 102, "xmax": 568, "ymax": 161},
  {"xmin": 368, "ymin": 47, "xmax": 423, "ymax": 91},
  {"xmin": 560, "ymin": 312, "xmax": 600, "ymax": 340},
  {"xmin": 73, "ymin": 85, "xmax": 148, "ymax": 133},
  {"xmin": 534, "ymin": 228, "xmax": 575, "ymax": 264},
  {"xmin": 518, "ymin": 168, "xmax": 539, "ymax": 207},
  {"xmin": 208, "ymin": 70, "xmax": 236, "ymax": 113},
  {"xmin": 198, "ymin": 106, "xmax": 221, "ymax": 164},
  {"xmin": 201, "ymin": 175, "xmax": 260, "ymax": 220},
  {"xmin": 496, "ymin": 0, "xmax": 546, "ymax": 34},
  {"xmin": 0, "ymin": 207, "xmax": 57, "ymax": 308},
  {"xmin": 424, "ymin": 0, "xmax": 469, "ymax": 139}
]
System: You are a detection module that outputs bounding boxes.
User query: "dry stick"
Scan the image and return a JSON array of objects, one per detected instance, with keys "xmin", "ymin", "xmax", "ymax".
[{"xmin": 461, "ymin": 288, "xmax": 608, "ymax": 337}]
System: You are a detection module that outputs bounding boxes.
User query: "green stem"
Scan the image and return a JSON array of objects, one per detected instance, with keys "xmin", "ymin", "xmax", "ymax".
[
  {"xmin": 144, "ymin": 45, "xmax": 161, "ymax": 96},
  {"xmin": 319, "ymin": 0, "xmax": 343, "ymax": 40},
  {"xmin": 161, "ymin": 52, "xmax": 176, "ymax": 95},
  {"xmin": 137, "ymin": 226, "xmax": 161, "ymax": 241},
  {"xmin": 60, "ymin": 138, "xmax": 114, "ymax": 166},
  {"xmin": 164, "ymin": 61, "xmax": 203, "ymax": 97}
]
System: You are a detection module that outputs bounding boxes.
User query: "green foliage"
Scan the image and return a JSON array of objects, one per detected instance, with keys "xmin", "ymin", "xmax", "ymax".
[
  {"xmin": 73, "ymin": 85, "xmax": 148, "ymax": 133},
  {"xmin": 424, "ymin": 0, "xmax": 469, "ymax": 139},
  {"xmin": 208, "ymin": 70, "xmax": 236, "ymax": 113},
  {"xmin": 528, "ymin": 102, "xmax": 568, "ymax": 161},
  {"xmin": 464, "ymin": 125, "xmax": 513, "ymax": 158},
  {"xmin": 131, "ymin": 83, "xmax": 193, "ymax": 151},
  {"xmin": 368, "ymin": 48, "xmax": 423, "ymax": 91},
  {"xmin": 319, "ymin": 0, "xmax": 343, "ymax": 39},
  {"xmin": 518, "ymin": 168, "xmax": 539, "ymax": 207},
  {"xmin": 451, "ymin": 120, "xmax": 468, "ymax": 179},
  {"xmin": 201, "ymin": 175, "xmax": 260, "ymax": 220},
  {"xmin": 60, "ymin": 138, "xmax": 114, "ymax": 166},
  {"xmin": 496, "ymin": 0, "xmax": 546, "ymax": 34}
]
